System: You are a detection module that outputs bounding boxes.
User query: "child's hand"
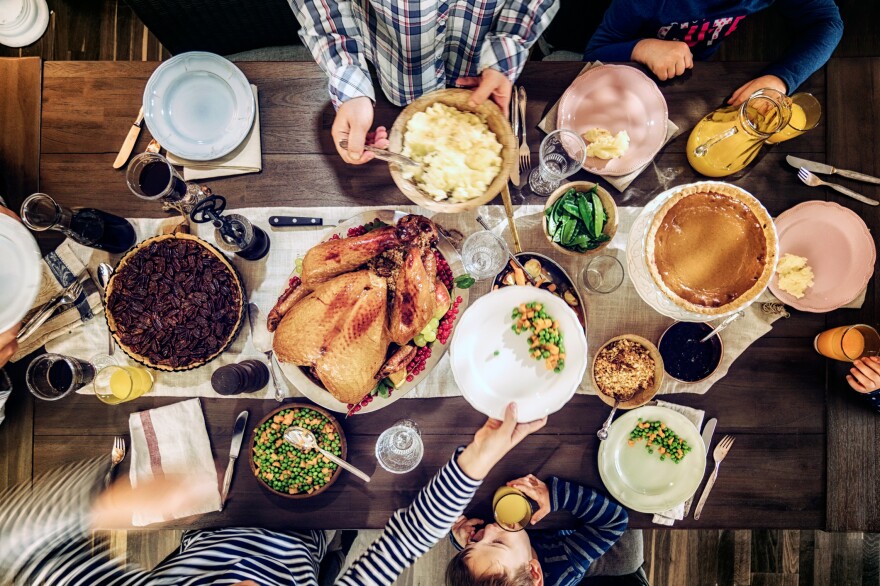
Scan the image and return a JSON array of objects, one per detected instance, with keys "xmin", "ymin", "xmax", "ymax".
[
  {"xmin": 847, "ymin": 356, "xmax": 880, "ymax": 394},
  {"xmin": 451, "ymin": 515, "xmax": 483, "ymax": 547},
  {"xmin": 728, "ymin": 75, "xmax": 787, "ymax": 106},
  {"xmin": 457, "ymin": 403, "xmax": 547, "ymax": 480},
  {"xmin": 631, "ymin": 39, "xmax": 693, "ymax": 81},
  {"xmin": 507, "ymin": 474, "xmax": 551, "ymax": 525}
]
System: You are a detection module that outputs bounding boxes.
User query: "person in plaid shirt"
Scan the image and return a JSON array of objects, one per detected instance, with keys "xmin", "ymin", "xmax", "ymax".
[{"xmin": 289, "ymin": 0, "xmax": 558, "ymax": 165}]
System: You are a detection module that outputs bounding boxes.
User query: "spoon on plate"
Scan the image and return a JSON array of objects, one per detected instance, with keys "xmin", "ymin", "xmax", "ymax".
[{"xmin": 284, "ymin": 426, "xmax": 371, "ymax": 483}]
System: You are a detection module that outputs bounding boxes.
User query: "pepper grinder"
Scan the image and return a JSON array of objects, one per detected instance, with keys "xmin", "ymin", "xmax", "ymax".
[{"xmin": 190, "ymin": 195, "xmax": 270, "ymax": 261}]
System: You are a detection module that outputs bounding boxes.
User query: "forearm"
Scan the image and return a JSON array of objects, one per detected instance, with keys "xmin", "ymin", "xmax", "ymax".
[
  {"xmin": 289, "ymin": 0, "xmax": 375, "ymax": 108},
  {"xmin": 479, "ymin": 0, "xmax": 559, "ymax": 80},
  {"xmin": 583, "ymin": 0, "xmax": 644, "ymax": 62},
  {"xmin": 338, "ymin": 448, "xmax": 481, "ymax": 585}
]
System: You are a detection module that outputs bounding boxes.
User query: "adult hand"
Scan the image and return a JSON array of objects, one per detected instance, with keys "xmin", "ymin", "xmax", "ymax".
[
  {"xmin": 455, "ymin": 68, "xmax": 512, "ymax": 117},
  {"xmin": 457, "ymin": 402, "xmax": 547, "ymax": 480},
  {"xmin": 90, "ymin": 474, "xmax": 219, "ymax": 529},
  {"xmin": 0, "ymin": 324, "xmax": 20, "ymax": 368},
  {"xmin": 331, "ymin": 96, "xmax": 390, "ymax": 165},
  {"xmin": 847, "ymin": 357, "xmax": 880, "ymax": 394},
  {"xmin": 507, "ymin": 474, "xmax": 551, "ymax": 525},
  {"xmin": 631, "ymin": 39, "xmax": 693, "ymax": 81},
  {"xmin": 451, "ymin": 515, "xmax": 484, "ymax": 547},
  {"xmin": 728, "ymin": 74, "xmax": 787, "ymax": 106}
]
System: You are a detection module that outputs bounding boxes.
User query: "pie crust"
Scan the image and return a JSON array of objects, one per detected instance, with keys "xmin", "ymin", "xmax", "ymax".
[{"xmin": 645, "ymin": 182, "xmax": 778, "ymax": 316}]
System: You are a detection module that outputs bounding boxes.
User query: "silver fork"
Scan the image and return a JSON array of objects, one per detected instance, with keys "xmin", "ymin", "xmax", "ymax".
[
  {"xmin": 106, "ymin": 436, "xmax": 126, "ymax": 486},
  {"xmin": 517, "ymin": 86, "xmax": 530, "ymax": 183},
  {"xmin": 692, "ymin": 434, "xmax": 735, "ymax": 520},
  {"xmin": 797, "ymin": 168, "xmax": 879, "ymax": 206},
  {"xmin": 17, "ymin": 279, "xmax": 84, "ymax": 343}
]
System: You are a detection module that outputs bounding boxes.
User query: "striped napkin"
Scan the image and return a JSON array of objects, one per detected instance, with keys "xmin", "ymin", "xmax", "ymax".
[{"xmin": 128, "ymin": 398, "xmax": 221, "ymax": 526}]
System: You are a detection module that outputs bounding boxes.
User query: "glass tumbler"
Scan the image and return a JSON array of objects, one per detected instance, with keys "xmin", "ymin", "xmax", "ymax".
[
  {"xmin": 375, "ymin": 419, "xmax": 424, "ymax": 474},
  {"xmin": 126, "ymin": 152, "xmax": 203, "ymax": 208},
  {"xmin": 93, "ymin": 365, "xmax": 154, "ymax": 405},
  {"xmin": 492, "ymin": 486, "xmax": 535, "ymax": 532},
  {"xmin": 26, "ymin": 353, "xmax": 96, "ymax": 400},
  {"xmin": 581, "ymin": 255, "xmax": 625, "ymax": 294},
  {"xmin": 528, "ymin": 129, "xmax": 587, "ymax": 196},
  {"xmin": 766, "ymin": 92, "xmax": 821, "ymax": 144},
  {"xmin": 461, "ymin": 231, "xmax": 508, "ymax": 280},
  {"xmin": 814, "ymin": 324, "xmax": 880, "ymax": 362}
]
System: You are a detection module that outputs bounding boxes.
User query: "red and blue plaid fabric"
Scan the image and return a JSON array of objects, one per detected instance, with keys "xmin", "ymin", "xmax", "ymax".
[{"xmin": 290, "ymin": 0, "xmax": 559, "ymax": 108}]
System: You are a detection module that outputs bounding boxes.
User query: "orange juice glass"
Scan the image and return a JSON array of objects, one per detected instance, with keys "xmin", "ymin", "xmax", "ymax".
[
  {"xmin": 492, "ymin": 486, "xmax": 534, "ymax": 532},
  {"xmin": 766, "ymin": 93, "xmax": 821, "ymax": 144},
  {"xmin": 814, "ymin": 324, "xmax": 880, "ymax": 362}
]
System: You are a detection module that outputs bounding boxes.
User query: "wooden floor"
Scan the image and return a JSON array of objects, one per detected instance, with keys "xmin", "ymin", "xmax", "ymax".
[{"xmin": 3, "ymin": 1, "xmax": 880, "ymax": 585}]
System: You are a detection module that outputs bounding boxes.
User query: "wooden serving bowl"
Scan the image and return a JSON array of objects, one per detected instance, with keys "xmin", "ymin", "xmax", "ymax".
[
  {"xmin": 388, "ymin": 88, "xmax": 517, "ymax": 213},
  {"xmin": 249, "ymin": 402, "xmax": 347, "ymax": 499},
  {"xmin": 592, "ymin": 334, "xmax": 664, "ymax": 409},
  {"xmin": 543, "ymin": 181, "xmax": 618, "ymax": 257}
]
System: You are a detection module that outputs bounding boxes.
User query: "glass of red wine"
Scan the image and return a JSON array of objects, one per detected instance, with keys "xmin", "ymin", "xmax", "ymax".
[
  {"xmin": 20, "ymin": 193, "xmax": 136, "ymax": 254},
  {"xmin": 26, "ymin": 353, "xmax": 96, "ymax": 401},
  {"xmin": 126, "ymin": 152, "xmax": 203, "ymax": 210}
]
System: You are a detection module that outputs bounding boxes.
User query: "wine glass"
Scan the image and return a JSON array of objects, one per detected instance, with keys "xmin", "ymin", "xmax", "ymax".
[
  {"xmin": 528, "ymin": 129, "xmax": 587, "ymax": 196},
  {"xmin": 460, "ymin": 231, "xmax": 508, "ymax": 280}
]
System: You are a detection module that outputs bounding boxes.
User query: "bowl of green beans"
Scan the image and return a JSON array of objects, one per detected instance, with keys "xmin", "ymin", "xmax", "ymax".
[{"xmin": 250, "ymin": 403, "xmax": 347, "ymax": 498}]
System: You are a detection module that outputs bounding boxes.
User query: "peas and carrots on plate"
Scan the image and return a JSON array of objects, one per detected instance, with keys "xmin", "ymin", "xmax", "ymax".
[{"xmin": 511, "ymin": 302, "xmax": 566, "ymax": 373}]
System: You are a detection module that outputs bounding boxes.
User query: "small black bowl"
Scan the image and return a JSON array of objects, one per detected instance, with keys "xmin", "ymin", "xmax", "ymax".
[{"xmin": 658, "ymin": 322, "xmax": 723, "ymax": 384}]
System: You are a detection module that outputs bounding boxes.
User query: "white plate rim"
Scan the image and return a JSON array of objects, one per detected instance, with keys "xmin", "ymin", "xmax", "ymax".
[{"xmin": 0, "ymin": 214, "xmax": 42, "ymax": 332}]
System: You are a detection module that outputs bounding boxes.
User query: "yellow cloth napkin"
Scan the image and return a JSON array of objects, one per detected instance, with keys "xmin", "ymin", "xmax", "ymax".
[
  {"xmin": 167, "ymin": 85, "xmax": 262, "ymax": 181},
  {"xmin": 537, "ymin": 62, "xmax": 680, "ymax": 192}
]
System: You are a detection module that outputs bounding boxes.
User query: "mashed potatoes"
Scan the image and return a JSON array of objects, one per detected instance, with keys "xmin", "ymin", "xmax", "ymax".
[
  {"xmin": 583, "ymin": 128, "xmax": 630, "ymax": 160},
  {"xmin": 401, "ymin": 103, "xmax": 503, "ymax": 202},
  {"xmin": 776, "ymin": 253, "xmax": 814, "ymax": 299}
]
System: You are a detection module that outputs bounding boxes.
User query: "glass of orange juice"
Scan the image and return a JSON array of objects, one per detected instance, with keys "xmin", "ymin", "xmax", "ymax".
[
  {"xmin": 492, "ymin": 486, "xmax": 535, "ymax": 532},
  {"xmin": 814, "ymin": 324, "xmax": 880, "ymax": 362},
  {"xmin": 93, "ymin": 365, "xmax": 154, "ymax": 404},
  {"xmin": 766, "ymin": 93, "xmax": 821, "ymax": 144}
]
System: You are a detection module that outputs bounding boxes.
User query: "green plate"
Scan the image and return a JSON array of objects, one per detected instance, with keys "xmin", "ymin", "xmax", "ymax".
[{"xmin": 598, "ymin": 405, "xmax": 706, "ymax": 513}]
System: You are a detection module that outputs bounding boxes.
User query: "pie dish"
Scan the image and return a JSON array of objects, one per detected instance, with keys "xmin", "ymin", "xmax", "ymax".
[
  {"xmin": 105, "ymin": 233, "xmax": 245, "ymax": 371},
  {"xmin": 645, "ymin": 182, "xmax": 777, "ymax": 316}
]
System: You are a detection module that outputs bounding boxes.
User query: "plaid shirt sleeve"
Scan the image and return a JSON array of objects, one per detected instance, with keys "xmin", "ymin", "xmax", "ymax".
[
  {"xmin": 288, "ymin": 0, "xmax": 375, "ymax": 109},
  {"xmin": 478, "ymin": 0, "xmax": 559, "ymax": 81}
]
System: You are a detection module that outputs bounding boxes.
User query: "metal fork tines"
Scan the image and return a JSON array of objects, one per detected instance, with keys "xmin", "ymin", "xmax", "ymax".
[
  {"xmin": 692, "ymin": 434, "xmax": 735, "ymax": 520},
  {"xmin": 110, "ymin": 436, "xmax": 126, "ymax": 470},
  {"xmin": 17, "ymin": 279, "xmax": 85, "ymax": 343},
  {"xmin": 517, "ymin": 86, "xmax": 530, "ymax": 184},
  {"xmin": 797, "ymin": 167, "xmax": 879, "ymax": 206}
]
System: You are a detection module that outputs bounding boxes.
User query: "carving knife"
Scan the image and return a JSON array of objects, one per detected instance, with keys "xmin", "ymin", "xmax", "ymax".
[
  {"xmin": 219, "ymin": 410, "xmax": 249, "ymax": 511},
  {"xmin": 786, "ymin": 155, "xmax": 880, "ymax": 185},
  {"xmin": 113, "ymin": 107, "xmax": 144, "ymax": 169},
  {"xmin": 684, "ymin": 417, "xmax": 716, "ymax": 517}
]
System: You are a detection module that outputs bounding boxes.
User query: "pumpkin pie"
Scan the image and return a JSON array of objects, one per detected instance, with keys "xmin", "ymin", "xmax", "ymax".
[{"xmin": 645, "ymin": 183, "xmax": 777, "ymax": 315}]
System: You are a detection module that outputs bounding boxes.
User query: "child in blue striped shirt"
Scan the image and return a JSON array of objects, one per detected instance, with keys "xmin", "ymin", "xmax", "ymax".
[{"xmin": 446, "ymin": 474, "xmax": 631, "ymax": 586}]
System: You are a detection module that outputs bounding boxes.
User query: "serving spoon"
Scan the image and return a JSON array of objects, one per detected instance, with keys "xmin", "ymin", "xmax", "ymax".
[
  {"xmin": 337, "ymin": 140, "xmax": 422, "ymax": 171},
  {"xmin": 284, "ymin": 426, "xmax": 371, "ymax": 483},
  {"xmin": 97, "ymin": 263, "xmax": 115, "ymax": 355}
]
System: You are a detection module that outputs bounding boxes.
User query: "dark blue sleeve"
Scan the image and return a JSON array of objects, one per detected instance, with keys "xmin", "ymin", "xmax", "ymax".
[
  {"xmin": 761, "ymin": 0, "xmax": 842, "ymax": 92},
  {"xmin": 583, "ymin": 0, "xmax": 647, "ymax": 62},
  {"xmin": 863, "ymin": 389, "xmax": 880, "ymax": 413},
  {"xmin": 546, "ymin": 477, "xmax": 628, "ymax": 575}
]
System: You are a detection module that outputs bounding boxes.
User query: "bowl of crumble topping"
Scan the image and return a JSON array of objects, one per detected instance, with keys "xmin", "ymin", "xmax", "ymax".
[{"xmin": 591, "ymin": 334, "xmax": 664, "ymax": 409}]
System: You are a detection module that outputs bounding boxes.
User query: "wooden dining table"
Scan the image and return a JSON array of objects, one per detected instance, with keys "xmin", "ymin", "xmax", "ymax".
[{"xmin": 1, "ymin": 57, "xmax": 878, "ymax": 532}]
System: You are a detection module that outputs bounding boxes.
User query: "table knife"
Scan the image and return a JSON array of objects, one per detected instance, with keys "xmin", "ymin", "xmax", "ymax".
[
  {"xmin": 509, "ymin": 87, "xmax": 521, "ymax": 186},
  {"xmin": 683, "ymin": 417, "xmax": 716, "ymax": 517},
  {"xmin": 786, "ymin": 155, "xmax": 880, "ymax": 185},
  {"xmin": 269, "ymin": 216, "xmax": 339, "ymax": 227},
  {"xmin": 219, "ymin": 410, "xmax": 249, "ymax": 511},
  {"xmin": 113, "ymin": 107, "xmax": 144, "ymax": 169}
]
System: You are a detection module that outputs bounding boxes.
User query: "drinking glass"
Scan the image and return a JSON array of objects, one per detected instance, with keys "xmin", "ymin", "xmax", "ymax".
[
  {"xmin": 126, "ymin": 152, "xmax": 203, "ymax": 209},
  {"xmin": 492, "ymin": 486, "xmax": 535, "ymax": 532},
  {"xmin": 766, "ymin": 93, "xmax": 821, "ymax": 144},
  {"xmin": 460, "ymin": 231, "xmax": 508, "ymax": 280},
  {"xmin": 26, "ymin": 353, "xmax": 96, "ymax": 400},
  {"xmin": 20, "ymin": 193, "xmax": 136, "ymax": 254},
  {"xmin": 375, "ymin": 419, "xmax": 424, "ymax": 474},
  {"xmin": 528, "ymin": 129, "xmax": 587, "ymax": 196},
  {"xmin": 580, "ymin": 254, "xmax": 624, "ymax": 294},
  {"xmin": 93, "ymin": 365, "xmax": 154, "ymax": 404},
  {"xmin": 814, "ymin": 324, "xmax": 880, "ymax": 362}
]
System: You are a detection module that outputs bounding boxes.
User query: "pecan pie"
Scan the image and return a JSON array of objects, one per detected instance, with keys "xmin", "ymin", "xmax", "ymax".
[
  {"xmin": 645, "ymin": 183, "xmax": 777, "ymax": 315},
  {"xmin": 105, "ymin": 233, "xmax": 244, "ymax": 371}
]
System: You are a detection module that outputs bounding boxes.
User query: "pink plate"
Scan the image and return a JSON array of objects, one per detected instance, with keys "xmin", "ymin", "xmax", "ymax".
[
  {"xmin": 557, "ymin": 64, "xmax": 668, "ymax": 177},
  {"xmin": 769, "ymin": 201, "xmax": 876, "ymax": 312}
]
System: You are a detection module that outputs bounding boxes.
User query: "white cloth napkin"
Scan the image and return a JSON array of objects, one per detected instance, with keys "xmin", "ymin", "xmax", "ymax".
[
  {"xmin": 11, "ymin": 241, "xmax": 103, "ymax": 362},
  {"xmin": 128, "ymin": 398, "xmax": 221, "ymax": 526},
  {"xmin": 167, "ymin": 85, "xmax": 262, "ymax": 181},
  {"xmin": 537, "ymin": 61, "xmax": 681, "ymax": 192},
  {"xmin": 650, "ymin": 400, "xmax": 706, "ymax": 526}
]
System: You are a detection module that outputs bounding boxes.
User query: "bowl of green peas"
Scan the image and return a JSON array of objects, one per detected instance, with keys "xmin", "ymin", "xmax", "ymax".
[{"xmin": 250, "ymin": 403, "xmax": 347, "ymax": 498}]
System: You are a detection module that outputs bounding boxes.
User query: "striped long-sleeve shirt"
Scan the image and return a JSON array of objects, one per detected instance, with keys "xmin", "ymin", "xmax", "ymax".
[
  {"xmin": 288, "ymin": 0, "xmax": 559, "ymax": 108},
  {"xmin": 451, "ymin": 477, "xmax": 627, "ymax": 586},
  {"xmin": 0, "ymin": 449, "xmax": 481, "ymax": 586}
]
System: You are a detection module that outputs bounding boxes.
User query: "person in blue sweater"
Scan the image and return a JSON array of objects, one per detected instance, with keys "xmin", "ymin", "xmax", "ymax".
[
  {"xmin": 583, "ymin": 0, "xmax": 843, "ymax": 105},
  {"xmin": 446, "ymin": 474, "xmax": 631, "ymax": 586}
]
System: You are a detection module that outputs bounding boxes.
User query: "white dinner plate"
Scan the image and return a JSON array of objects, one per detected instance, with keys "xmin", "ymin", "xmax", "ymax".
[
  {"xmin": 598, "ymin": 405, "xmax": 706, "ymax": 513},
  {"xmin": 450, "ymin": 286, "xmax": 587, "ymax": 422},
  {"xmin": 143, "ymin": 51, "xmax": 255, "ymax": 161},
  {"xmin": 0, "ymin": 214, "xmax": 42, "ymax": 332}
]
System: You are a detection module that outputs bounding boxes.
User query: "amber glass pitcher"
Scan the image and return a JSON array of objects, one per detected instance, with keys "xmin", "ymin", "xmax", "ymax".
[{"xmin": 687, "ymin": 88, "xmax": 792, "ymax": 177}]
